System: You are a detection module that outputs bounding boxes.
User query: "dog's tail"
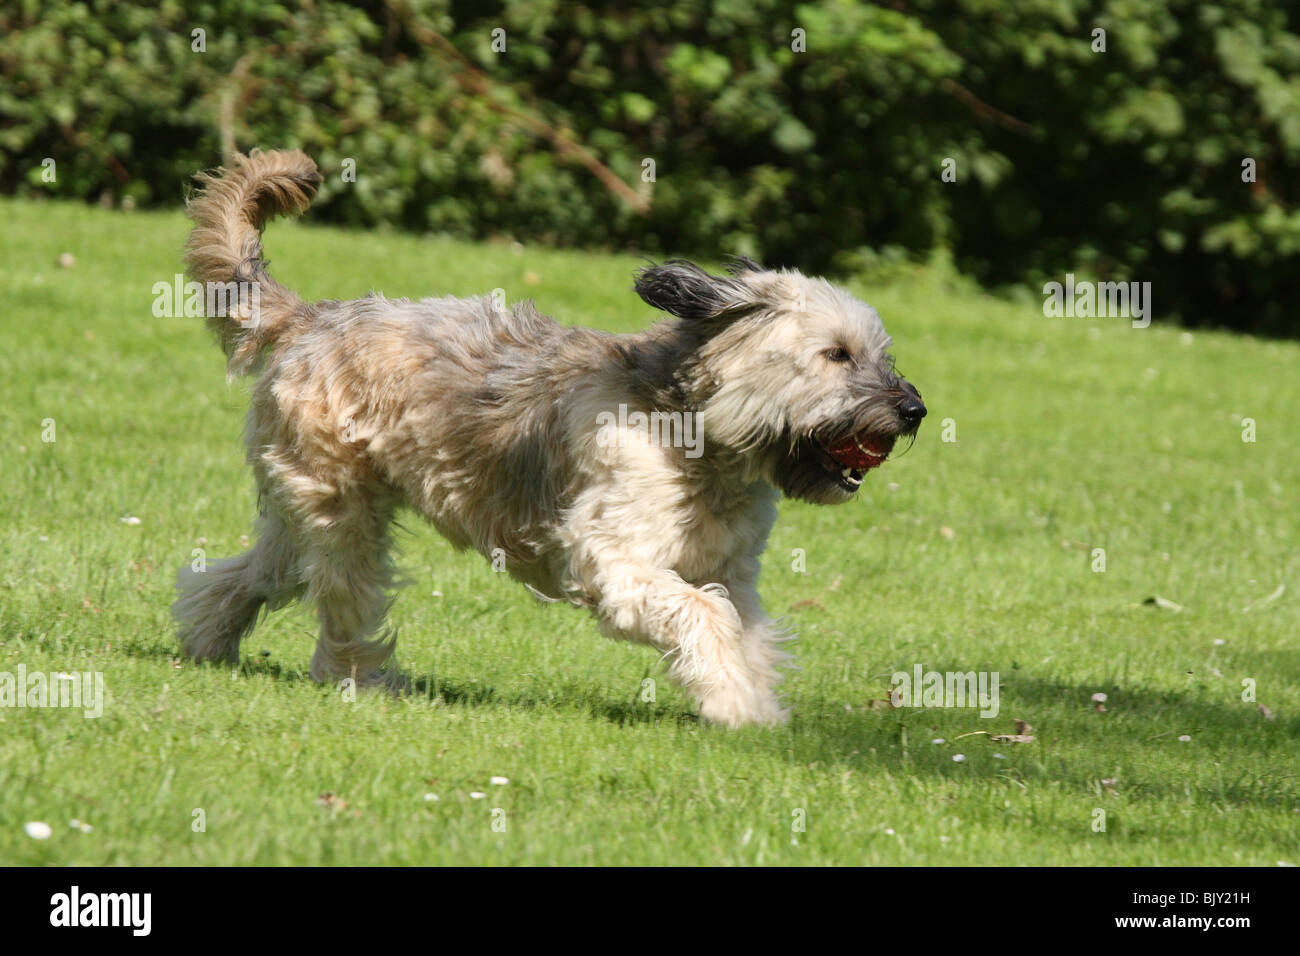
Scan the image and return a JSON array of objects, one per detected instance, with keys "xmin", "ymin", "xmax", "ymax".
[{"xmin": 185, "ymin": 149, "xmax": 322, "ymax": 377}]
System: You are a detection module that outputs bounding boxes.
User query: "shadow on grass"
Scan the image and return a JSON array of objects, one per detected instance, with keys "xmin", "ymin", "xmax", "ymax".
[
  {"xmin": 785, "ymin": 671, "xmax": 1300, "ymax": 809},
  {"xmin": 121, "ymin": 641, "xmax": 693, "ymax": 726},
  {"xmin": 123, "ymin": 642, "xmax": 1297, "ymax": 806},
  {"xmin": 408, "ymin": 674, "xmax": 698, "ymax": 727}
]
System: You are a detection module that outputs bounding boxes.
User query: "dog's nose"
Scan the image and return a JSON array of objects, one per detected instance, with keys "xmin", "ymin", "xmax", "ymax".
[{"xmin": 897, "ymin": 397, "xmax": 927, "ymax": 427}]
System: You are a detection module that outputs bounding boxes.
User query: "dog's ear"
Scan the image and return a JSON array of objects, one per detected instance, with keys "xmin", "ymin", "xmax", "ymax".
[
  {"xmin": 724, "ymin": 255, "xmax": 764, "ymax": 276},
  {"xmin": 634, "ymin": 260, "xmax": 761, "ymax": 321}
]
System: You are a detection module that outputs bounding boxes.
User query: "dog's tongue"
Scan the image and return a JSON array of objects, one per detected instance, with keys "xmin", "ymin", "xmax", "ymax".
[{"xmin": 826, "ymin": 434, "xmax": 893, "ymax": 471}]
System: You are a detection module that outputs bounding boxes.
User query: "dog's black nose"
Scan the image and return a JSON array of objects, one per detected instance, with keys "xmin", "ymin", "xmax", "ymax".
[{"xmin": 898, "ymin": 397, "xmax": 927, "ymax": 426}]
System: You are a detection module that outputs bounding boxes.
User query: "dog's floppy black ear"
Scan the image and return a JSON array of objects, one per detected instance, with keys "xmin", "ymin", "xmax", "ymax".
[
  {"xmin": 634, "ymin": 259, "xmax": 759, "ymax": 320},
  {"xmin": 724, "ymin": 254, "xmax": 764, "ymax": 276}
]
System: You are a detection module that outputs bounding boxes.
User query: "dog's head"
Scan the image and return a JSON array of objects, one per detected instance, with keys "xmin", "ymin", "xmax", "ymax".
[{"xmin": 635, "ymin": 258, "xmax": 925, "ymax": 504}]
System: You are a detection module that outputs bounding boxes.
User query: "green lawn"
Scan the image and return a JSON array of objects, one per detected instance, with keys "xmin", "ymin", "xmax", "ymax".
[{"xmin": 1, "ymin": 197, "xmax": 1297, "ymax": 865}]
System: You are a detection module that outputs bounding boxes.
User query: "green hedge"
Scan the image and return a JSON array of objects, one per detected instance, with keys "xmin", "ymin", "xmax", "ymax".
[{"xmin": 3, "ymin": 0, "xmax": 1297, "ymax": 334}]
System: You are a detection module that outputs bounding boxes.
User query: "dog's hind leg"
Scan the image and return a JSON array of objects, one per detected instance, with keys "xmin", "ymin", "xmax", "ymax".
[
  {"xmin": 299, "ymin": 494, "xmax": 402, "ymax": 688},
  {"xmin": 174, "ymin": 509, "xmax": 304, "ymax": 663}
]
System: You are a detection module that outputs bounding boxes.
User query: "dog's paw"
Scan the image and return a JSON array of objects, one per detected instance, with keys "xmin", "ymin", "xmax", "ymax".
[{"xmin": 697, "ymin": 686, "xmax": 788, "ymax": 728}]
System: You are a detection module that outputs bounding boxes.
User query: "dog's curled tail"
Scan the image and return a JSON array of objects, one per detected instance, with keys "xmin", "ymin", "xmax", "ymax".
[{"xmin": 185, "ymin": 149, "xmax": 322, "ymax": 377}]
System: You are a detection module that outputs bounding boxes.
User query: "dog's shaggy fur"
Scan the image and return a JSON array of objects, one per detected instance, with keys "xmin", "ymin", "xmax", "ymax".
[{"xmin": 174, "ymin": 149, "xmax": 925, "ymax": 726}]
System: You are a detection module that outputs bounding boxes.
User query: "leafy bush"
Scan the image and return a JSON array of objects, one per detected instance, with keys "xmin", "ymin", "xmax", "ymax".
[{"xmin": 2, "ymin": 0, "xmax": 1296, "ymax": 333}]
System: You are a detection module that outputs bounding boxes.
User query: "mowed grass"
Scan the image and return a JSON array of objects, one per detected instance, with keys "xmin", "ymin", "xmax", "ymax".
[{"xmin": 1, "ymin": 196, "xmax": 1297, "ymax": 866}]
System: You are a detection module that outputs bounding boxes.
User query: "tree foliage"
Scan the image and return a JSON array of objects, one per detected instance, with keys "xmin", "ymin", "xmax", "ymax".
[{"xmin": 2, "ymin": 0, "xmax": 1296, "ymax": 332}]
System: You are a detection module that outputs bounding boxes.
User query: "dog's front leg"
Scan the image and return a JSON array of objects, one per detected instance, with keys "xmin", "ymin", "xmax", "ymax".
[{"xmin": 591, "ymin": 559, "xmax": 786, "ymax": 727}]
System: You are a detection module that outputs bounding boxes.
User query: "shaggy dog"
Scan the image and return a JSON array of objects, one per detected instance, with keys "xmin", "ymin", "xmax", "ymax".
[{"xmin": 174, "ymin": 149, "xmax": 925, "ymax": 726}]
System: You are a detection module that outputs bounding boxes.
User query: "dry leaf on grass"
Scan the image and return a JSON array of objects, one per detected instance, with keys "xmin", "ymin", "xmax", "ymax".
[
  {"xmin": 990, "ymin": 719, "xmax": 1036, "ymax": 744},
  {"xmin": 789, "ymin": 599, "xmax": 825, "ymax": 612},
  {"xmin": 953, "ymin": 719, "xmax": 1036, "ymax": 745},
  {"xmin": 315, "ymin": 792, "xmax": 347, "ymax": 811}
]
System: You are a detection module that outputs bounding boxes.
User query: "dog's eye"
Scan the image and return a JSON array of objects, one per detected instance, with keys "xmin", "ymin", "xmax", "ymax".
[{"xmin": 825, "ymin": 347, "xmax": 852, "ymax": 363}]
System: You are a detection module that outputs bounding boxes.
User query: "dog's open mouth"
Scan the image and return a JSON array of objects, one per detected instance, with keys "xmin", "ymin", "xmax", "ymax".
[{"xmin": 820, "ymin": 433, "xmax": 895, "ymax": 489}]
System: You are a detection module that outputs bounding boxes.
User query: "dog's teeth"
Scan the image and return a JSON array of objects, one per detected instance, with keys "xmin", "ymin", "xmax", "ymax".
[
  {"xmin": 855, "ymin": 440, "xmax": 883, "ymax": 459},
  {"xmin": 842, "ymin": 467, "xmax": 853, "ymax": 478},
  {"xmin": 841, "ymin": 467, "xmax": 862, "ymax": 487}
]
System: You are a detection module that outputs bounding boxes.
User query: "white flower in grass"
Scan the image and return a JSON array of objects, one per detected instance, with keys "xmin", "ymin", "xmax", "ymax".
[
  {"xmin": 24, "ymin": 821, "xmax": 52, "ymax": 840},
  {"xmin": 490, "ymin": 776, "xmax": 509, "ymax": 786},
  {"xmin": 952, "ymin": 754, "xmax": 965, "ymax": 763},
  {"xmin": 1091, "ymin": 692, "xmax": 1107, "ymax": 703},
  {"xmin": 423, "ymin": 793, "xmax": 439, "ymax": 802},
  {"xmin": 1213, "ymin": 639, "xmax": 1226, "ymax": 646},
  {"xmin": 119, "ymin": 516, "xmax": 141, "ymax": 526},
  {"xmin": 993, "ymin": 753, "xmax": 1007, "ymax": 760},
  {"xmin": 1178, "ymin": 734, "xmax": 1192, "ymax": 742},
  {"xmin": 931, "ymin": 738, "xmax": 945, "ymax": 745},
  {"xmin": 469, "ymin": 792, "xmax": 487, "ymax": 800}
]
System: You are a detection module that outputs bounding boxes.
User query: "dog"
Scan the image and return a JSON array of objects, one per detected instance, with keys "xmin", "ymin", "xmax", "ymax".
[{"xmin": 174, "ymin": 149, "xmax": 925, "ymax": 727}]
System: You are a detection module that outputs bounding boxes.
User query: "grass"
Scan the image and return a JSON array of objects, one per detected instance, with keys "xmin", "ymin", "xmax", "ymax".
[{"xmin": 1, "ymin": 196, "xmax": 1297, "ymax": 866}]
